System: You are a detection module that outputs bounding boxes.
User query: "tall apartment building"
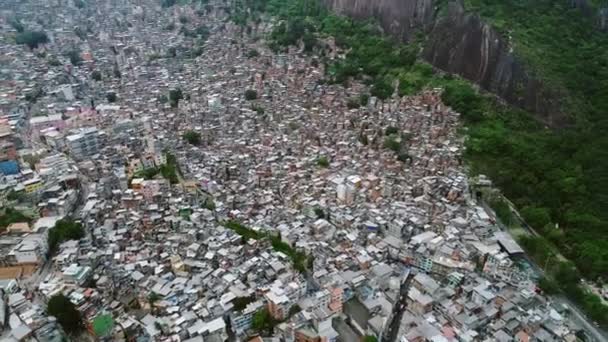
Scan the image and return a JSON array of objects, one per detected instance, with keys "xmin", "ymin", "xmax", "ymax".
[{"xmin": 65, "ymin": 127, "xmax": 99, "ymax": 160}]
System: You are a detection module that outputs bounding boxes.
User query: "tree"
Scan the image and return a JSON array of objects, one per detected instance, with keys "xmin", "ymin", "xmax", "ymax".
[
  {"xmin": 359, "ymin": 133, "xmax": 369, "ymax": 145},
  {"xmin": 48, "ymin": 219, "xmax": 85, "ymax": 253},
  {"xmin": 66, "ymin": 49, "xmax": 83, "ymax": 66},
  {"xmin": 148, "ymin": 292, "xmax": 161, "ymax": 306},
  {"xmin": 204, "ymin": 199, "xmax": 216, "ymax": 211},
  {"xmin": 288, "ymin": 304, "xmax": 301, "ymax": 317},
  {"xmin": 538, "ymin": 277, "xmax": 560, "ymax": 295},
  {"xmin": 247, "ymin": 49, "xmax": 260, "ymax": 58},
  {"xmin": 317, "ymin": 156, "xmax": 329, "ymax": 168},
  {"xmin": 363, "ymin": 336, "xmax": 378, "ymax": 342},
  {"xmin": 106, "ymin": 92, "xmax": 117, "ymax": 103},
  {"xmin": 0, "ymin": 208, "xmax": 33, "ymax": 230},
  {"xmin": 232, "ymin": 296, "xmax": 256, "ymax": 311},
  {"xmin": 91, "ymin": 70, "xmax": 102, "ymax": 81},
  {"xmin": 10, "ymin": 19, "xmax": 25, "ymax": 33},
  {"xmin": 183, "ymin": 130, "xmax": 201, "ymax": 145},
  {"xmin": 47, "ymin": 294, "xmax": 83, "ymax": 335},
  {"xmin": 244, "ymin": 89, "xmax": 258, "ymax": 101},
  {"xmin": 370, "ymin": 79, "xmax": 392, "ymax": 100},
  {"xmin": 161, "ymin": 0, "xmax": 176, "ymax": 8},
  {"xmin": 385, "ymin": 126, "xmax": 399, "ymax": 136},
  {"xmin": 346, "ymin": 98, "xmax": 360, "ymax": 109},
  {"xmin": 383, "ymin": 135, "xmax": 401, "ymax": 153},
  {"xmin": 314, "ymin": 207, "xmax": 325, "ymax": 219},
  {"xmin": 167, "ymin": 46, "xmax": 177, "ymax": 58},
  {"xmin": 16, "ymin": 31, "xmax": 49, "ymax": 49},
  {"xmin": 252, "ymin": 308, "xmax": 276, "ymax": 335},
  {"xmin": 169, "ymin": 88, "xmax": 183, "ymax": 108},
  {"xmin": 521, "ymin": 206, "xmax": 551, "ymax": 231}
]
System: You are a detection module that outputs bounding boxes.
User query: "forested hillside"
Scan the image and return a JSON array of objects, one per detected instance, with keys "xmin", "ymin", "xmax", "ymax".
[{"xmin": 458, "ymin": 0, "xmax": 608, "ymax": 281}]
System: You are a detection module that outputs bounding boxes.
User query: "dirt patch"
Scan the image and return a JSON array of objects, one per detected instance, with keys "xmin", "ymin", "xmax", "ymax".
[{"xmin": 0, "ymin": 264, "xmax": 37, "ymax": 279}]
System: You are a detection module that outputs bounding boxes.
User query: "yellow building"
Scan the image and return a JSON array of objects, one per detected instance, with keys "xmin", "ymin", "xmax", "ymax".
[{"xmin": 23, "ymin": 178, "xmax": 43, "ymax": 193}]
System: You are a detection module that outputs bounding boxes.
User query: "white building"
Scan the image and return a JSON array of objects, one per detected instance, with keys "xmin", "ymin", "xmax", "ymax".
[{"xmin": 66, "ymin": 127, "xmax": 99, "ymax": 160}]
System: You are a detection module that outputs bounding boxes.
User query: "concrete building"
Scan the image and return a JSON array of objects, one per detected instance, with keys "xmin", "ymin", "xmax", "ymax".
[{"xmin": 66, "ymin": 127, "xmax": 99, "ymax": 160}]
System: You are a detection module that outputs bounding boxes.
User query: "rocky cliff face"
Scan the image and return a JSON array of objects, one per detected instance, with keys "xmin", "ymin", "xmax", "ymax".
[
  {"xmin": 423, "ymin": 2, "xmax": 564, "ymax": 126},
  {"xmin": 321, "ymin": 0, "xmax": 605, "ymax": 127},
  {"xmin": 322, "ymin": 0, "xmax": 434, "ymax": 40}
]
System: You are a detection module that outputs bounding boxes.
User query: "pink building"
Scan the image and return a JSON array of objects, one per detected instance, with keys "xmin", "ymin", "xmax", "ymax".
[
  {"xmin": 328, "ymin": 287, "xmax": 343, "ymax": 313},
  {"xmin": 29, "ymin": 114, "xmax": 65, "ymax": 134}
]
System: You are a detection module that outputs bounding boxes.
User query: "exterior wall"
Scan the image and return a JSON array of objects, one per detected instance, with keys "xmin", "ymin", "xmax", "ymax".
[
  {"xmin": 294, "ymin": 330, "xmax": 322, "ymax": 342},
  {"xmin": 14, "ymin": 250, "xmax": 40, "ymax": 264},
  {"xmin": 268, "ymin": 300, "xmax": 286, "ymax": 320}
]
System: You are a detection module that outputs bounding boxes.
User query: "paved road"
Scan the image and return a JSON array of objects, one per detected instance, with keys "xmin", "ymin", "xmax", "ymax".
[
  {"xmin": 333, "ymin": 317, "xmax": 359, "ymax": 342},
  {"xmin": 554, "ymin": 296, "xmax": 608, "ymax": 342},
  {"xmin": 384, "ymin": 270, "xmax": 413, "ymax": 342},
  {"xmin": 479, "ymin": 199, "xmax": 608, "ymax": 341}
]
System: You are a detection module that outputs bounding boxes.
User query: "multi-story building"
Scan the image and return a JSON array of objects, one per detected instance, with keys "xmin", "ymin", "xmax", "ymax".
[
  {"xmin": 266, "ymin": 287, "xmax": 292, "ymax": 321},
  {"xmin": 66, "ymin": 127, "xmax": 99, "ymax": 160},
  {"xmin": 23, "ymin": 177, "xmax": 43, "ymax": 193},
  {"xmin": 29, "ymin": 114, "xmax": 65, "ymax": 135},
  {"xmin": 37, "ymin": 154, "xmax": 71, "ymax": 179},
  {"xmin": 9, "ymin": 234, "xmax": 48, "ymax": 265},
  {"xmin": 230, "ymin": 300, "xmax": 264, "ymax": 335}
]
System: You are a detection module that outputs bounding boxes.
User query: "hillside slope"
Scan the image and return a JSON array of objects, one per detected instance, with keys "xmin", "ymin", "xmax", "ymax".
[{"xmin": 323, "ymin": 0, "xmax": 608, "ymax": 128}]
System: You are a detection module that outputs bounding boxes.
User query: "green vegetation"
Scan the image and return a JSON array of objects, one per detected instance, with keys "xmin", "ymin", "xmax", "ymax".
[
  {"xmin": 232, "ymin": 295, "xmax": 256, "ymax": 311},
  {"xmin": 451, "ymin": 0, "xmax": 608, "ymax": 284},
  {"xmin": 10, "ymin": 19, "xmax": 25, "ymax": 33},
  {"xmin": 316, "ymin": 156, "xmax": 329, "ymax": 168},
  {"xmin": 48, "ymin": 219, "xmax": 85, "ymax": 253},
  {"xmin": 363, "ymin": 336, "xmax": 378, "ymax": 342},
  {"xmin": 204, "ymin": 198, "xmax": 216, "ymax": 211},
  {"xmin": 247, "ymin": 49, "xmax": 260, "ymax": 58},
  {"xmin": 160, "ymin": 152, "xmax": 180, "ymax": 184},
  {"xmin": 385, "ymin": 126, "xmax": 399, "ymax": 136},
  {"xmin": 288, "ymin": 304, "xmax": 301, "ymax": 317},
  {"xmin": 252, "ymin": 104, "xmax": 265, "ymax": 115},
  {"xmin": 91, "ymin": 70, "xmax": 102, "ymax": 81},
  {"xmin": 134, "ymin": 167, "xmax": 161, "ymax": 180},
  {"xmin": 106, "ymin": 92, "xmax": 117, "ymax": 103},
  {"xmin": 7, "ymin": 190, "xmax": 26, "ymax": 202},
  {"xmin": 66, "ymin": 49, "xmax": 83, "ymax": 66},
  {"xmin": 48, "ymin": 56, "xmax": 61, "ymax": 66},
  {"xmin": 47, "ymin": 294, "xmax": 84, "ymax": 335},
  {"xmin": 346, "ymin": 97, "xmax": 360, "ymax": 109},
  {"xmin": 161, "ymin": 0, "xmax": 176, "ymax": 8},
  {"xmin": 169, "ymin": 88, "xmax": 184, "ymax": 108},
  {"xmin": 224, "ymin": 220, "xmax": 261, "ymax": 241},
  {"xmin": 520, "ymin": 236, "xmax": 608, "ymax": 326},
  {"xmin": 224, "ymin": 220, "xmax": 310, "ymax": 272},
  {"xmin": 180, "ymin": 24, "xmax": 210, "ymax": 40},
  {"xmin": 244, "ymin": 89, "xmax": 258, "ymax": 100},
  {"xmin": 0, "ymin": 208, "xmax": 33, "ymax": 230},
  {"xmin": 183, "ymin": 130, "xmax": 201, "ymax": 145},
  {"xmin": 383, "ymin": 135, "xmax": 401, "ymax": 153},
  {"xmin": 167, "ymin": 46, "xmax": 177, "ymax": 58},
  {"xmin": 16, "ymin": 30, "xmax": 49, "ymax": 49},
  {"xmin": 252, "ymin": 308, "xmax": 277, "ymax": 335},
  {"xmin": 231, "ymin": 0, "xmax": 608, "ymax": 324},
  {"xmin": 314, "ymin": 207, "xmax": 325, "ymax": 219},
  {"xmin": 486, "ymin": 193, "xmax": 514, "ymax": 226}
]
